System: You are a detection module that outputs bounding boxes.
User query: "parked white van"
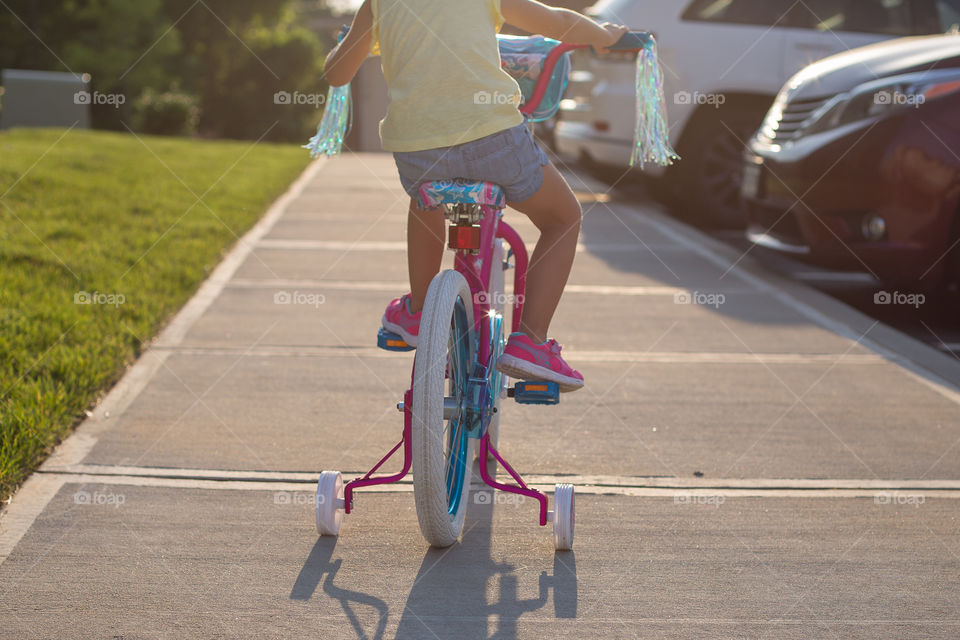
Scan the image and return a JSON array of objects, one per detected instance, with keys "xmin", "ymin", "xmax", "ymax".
[{"xmin": 555, "ymin": 0, "xmax": 960, "ymax": 225}]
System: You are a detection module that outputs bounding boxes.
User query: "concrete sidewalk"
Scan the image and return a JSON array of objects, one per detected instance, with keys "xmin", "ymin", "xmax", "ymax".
[{"xmin": 2, "ymin": 154, "xmax": 959, "ymax": 639}]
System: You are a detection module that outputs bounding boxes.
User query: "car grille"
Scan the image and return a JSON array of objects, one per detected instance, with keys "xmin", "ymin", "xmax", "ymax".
[{"xmin": 762, "ymin": 96, "xmax": 831, "ymax": 142}]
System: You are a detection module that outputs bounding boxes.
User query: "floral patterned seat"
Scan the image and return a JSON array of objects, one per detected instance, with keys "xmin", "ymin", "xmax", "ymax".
[{"xmin": 417, "ymin": 179, "xmax": 506, "ymax": 210}]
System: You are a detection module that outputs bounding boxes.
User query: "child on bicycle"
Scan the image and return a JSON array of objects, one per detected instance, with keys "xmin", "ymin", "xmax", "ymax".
[{"xmin": 324, "ymin": 0, "xmax": 627, "ymax": 393}]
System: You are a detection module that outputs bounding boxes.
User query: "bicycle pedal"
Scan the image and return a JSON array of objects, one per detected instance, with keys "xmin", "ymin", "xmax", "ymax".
[
  {"xmin": 510, "ymin": 381, "xmax": 560, "ymax": 405},
  {"xmin": 377, "ymin": 328, "xmax": 415, "ymax": 352}
]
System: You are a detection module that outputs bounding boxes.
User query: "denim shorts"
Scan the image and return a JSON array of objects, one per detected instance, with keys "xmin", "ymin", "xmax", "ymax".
[{"xmin": 393, "ymin": 122, "xmax": 550, "ymax": 204}]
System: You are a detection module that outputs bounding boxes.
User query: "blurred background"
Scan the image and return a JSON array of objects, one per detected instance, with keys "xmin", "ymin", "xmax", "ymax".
[{"xmin": 0, "ymin": 0, "xmax": 350, "ymax": 140}]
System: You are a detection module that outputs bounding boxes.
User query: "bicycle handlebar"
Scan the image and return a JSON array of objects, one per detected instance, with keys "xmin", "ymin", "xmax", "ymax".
[
  {"xmin": 607, "ymin": 30, "xmax": 654, "ymax": 52},
  {"xmin": 517, "ymin": 31, "xmax": 653, "ymax": 116},
  {"xmin": 314, "ymin": 27, "xmax": 673, "ymax": 165}
]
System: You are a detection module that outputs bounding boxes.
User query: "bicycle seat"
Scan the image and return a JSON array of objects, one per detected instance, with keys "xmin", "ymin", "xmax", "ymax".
[{"xmin": 417, "ymin": 179, "xmax": 506, "ymax": 210}]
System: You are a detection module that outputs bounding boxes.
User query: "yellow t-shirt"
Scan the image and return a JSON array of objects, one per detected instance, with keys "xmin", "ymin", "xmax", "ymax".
[{"xmin": 370, "ymin": 0, "xmax": 524, "ymax": 152}]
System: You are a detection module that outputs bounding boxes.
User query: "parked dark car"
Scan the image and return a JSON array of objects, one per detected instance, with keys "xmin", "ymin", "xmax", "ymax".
[{"xmin": 743, "ymin": 33, "xmax": 960, "ymax": 288}]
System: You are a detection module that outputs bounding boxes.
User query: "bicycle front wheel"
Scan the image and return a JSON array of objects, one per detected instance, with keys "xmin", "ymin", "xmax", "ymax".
[{"xmin": 412, "ymin": 270, "xmax": 476, "ymax": 547}]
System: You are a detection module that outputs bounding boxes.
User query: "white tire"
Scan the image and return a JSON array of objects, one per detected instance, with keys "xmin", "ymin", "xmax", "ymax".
[
  {"xmin": 412, "ymin": 270, "xmax": 476, "ymax": 547},
  {"xmin": 553, "ymin": 483, "xmax": 575, "ymax": 551},
  {"xmin": 315, "ymin": 471, "xmax": 344, "ymax": 536}
]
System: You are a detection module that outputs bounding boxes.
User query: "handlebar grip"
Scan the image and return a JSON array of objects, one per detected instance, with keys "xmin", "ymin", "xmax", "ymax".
[{"xmin": 608, "ymin": 31, "xmax": 654, "ymax": 51}]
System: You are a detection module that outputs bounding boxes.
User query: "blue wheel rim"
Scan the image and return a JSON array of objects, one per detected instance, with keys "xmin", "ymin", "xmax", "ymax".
[{"xmin": 444, "ymin": 297, "xmax": 471, "ymax": 518}]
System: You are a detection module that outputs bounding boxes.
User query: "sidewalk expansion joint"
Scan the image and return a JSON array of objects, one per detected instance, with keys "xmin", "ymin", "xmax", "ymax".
[
  {"xmin": 34, "ymin": 465, "xmax": 960, "ymax": 498},
  {"xmin": 146, "ymin": 344, "xmax": 888, "ymax": 365}
]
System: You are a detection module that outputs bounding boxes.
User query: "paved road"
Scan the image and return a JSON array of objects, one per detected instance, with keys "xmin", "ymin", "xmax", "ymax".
[{"xmin": 2, "ymin": 154, "xmax": 960, "ymax": 639}]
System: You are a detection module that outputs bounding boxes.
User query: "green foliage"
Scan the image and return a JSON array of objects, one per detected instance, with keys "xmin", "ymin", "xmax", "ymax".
[
  {"xmin": 133, "ymin": 89, "xmax": 200, "ymax": 136},
  {"xmin": 0, "ymin": 0, "xmax": 334, "ymax": 140},
  {"xmin": 188, "ymin": 8, "xmax": 326, "ymax": 141},
  {"xmin": 0, "ymin": 128, "xmax": 309, "ymax": 501}
]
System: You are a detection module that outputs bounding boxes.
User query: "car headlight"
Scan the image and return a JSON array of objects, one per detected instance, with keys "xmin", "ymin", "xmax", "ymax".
[{"xmin": 802, "ymin": 69, "xmax": 960, "ymax": 135}]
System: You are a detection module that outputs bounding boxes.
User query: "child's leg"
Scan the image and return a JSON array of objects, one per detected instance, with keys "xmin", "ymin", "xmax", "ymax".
[
  {"xmin": 407, "ymin": 198, "xmax": 446, "ymax": 312},
  {"xmin": 507, "ymin": 163, "xmax": 582, "ymax": 344}
]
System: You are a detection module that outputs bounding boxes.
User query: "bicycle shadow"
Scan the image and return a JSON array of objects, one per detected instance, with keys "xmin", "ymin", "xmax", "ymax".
[
  {"xmin": 394, "ymin": 489, "xmax": 578, "ymax": 639},
  {"xmin": 290, "ymin": 537, "xmax": 390, "ymax": 640},
  {"xmin": 289, "ymin": 488, "xmax": 577, "ymax": 639}
]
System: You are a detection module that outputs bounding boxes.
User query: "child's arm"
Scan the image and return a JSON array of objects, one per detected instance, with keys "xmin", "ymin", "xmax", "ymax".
[
  {"xmin": 500, "ymin": 0, "xmax": 627, "ymax": 52},
  {"xmin": 323, "ymin": 0, "xmax": 374, "ymax": 87}
]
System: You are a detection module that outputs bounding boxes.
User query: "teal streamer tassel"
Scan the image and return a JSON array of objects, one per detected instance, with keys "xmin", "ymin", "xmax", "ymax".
[
  {"xmin": 631, "ymin": 37, "xmax": 679, "ymax": 167},
  {"xmin": 303, "ymin": 83, "xmax": 352, "ymax": 158}
]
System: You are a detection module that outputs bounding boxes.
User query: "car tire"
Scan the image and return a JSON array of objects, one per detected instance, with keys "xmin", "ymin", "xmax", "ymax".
[
  {"xmin": 674, "ymin": 103, "xmax": 770, "ymax": 229},
  {"xmin": 580, "ymin": 153, "xmax": 630, "ymax": 186},
  {"xmin": 641, "ymin": 172, "xmax": 680, "ymax": 208}
]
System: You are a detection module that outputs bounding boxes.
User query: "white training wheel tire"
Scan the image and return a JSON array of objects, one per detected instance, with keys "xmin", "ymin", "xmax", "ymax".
[
  {"xmin": 412, "ymin": 270, "xmax": 476, "ymax": 548},
  {"xmin": 553, "ymin": 483, "xmax": 575, "ymax": 551},
  {"xmin": 315, "ymin": 470, "xmax": 344, "ymax": 536}
]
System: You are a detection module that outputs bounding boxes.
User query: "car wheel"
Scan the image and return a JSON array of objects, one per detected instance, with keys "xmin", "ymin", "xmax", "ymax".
[
  {"xmin": 641, "ymin": 172, "xmax": 680, "ymax": 208},
  {"xmin": 675, "ymin": 104, "xmax": 769, "ymax": 229},
  {"xmin": 580, "ymin": 153, "xmax": 631, "ymax": 186}
]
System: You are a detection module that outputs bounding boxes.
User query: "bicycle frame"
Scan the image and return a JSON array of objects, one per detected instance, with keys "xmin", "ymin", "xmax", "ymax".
[
  {"xmin": 344, "ymin": 206, "xmax": 544, "ymax": 517},
  {"xmin": 342, "ymin": 41, "xmax": 596, "ymax": 525}
]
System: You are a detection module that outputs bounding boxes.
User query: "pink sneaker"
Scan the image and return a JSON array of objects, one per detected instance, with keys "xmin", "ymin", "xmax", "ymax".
[
  {"xmin": 381, "ymin": 294, "xmax": 420, "ymax": 347},
  {"xmin": 496, "ymin": 333, "xmax": 584, "ymax": 392}
]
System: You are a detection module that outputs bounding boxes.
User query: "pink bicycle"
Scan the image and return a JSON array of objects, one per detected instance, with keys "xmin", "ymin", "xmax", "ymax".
[{"xmin": 311, "ymin": 30, "xmax": 670, "ymax": 550}]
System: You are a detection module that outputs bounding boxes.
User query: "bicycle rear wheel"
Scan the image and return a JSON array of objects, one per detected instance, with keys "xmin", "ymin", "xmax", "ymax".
[{"xmin": 412, "ymin": 270, "xmax": 476, "ymax": 547}]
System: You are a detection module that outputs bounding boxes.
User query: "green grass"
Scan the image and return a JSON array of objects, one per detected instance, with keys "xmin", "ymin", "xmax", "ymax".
[{"xmin": 0, "ymin": 128, "xmax": 310, "ymax": 501}]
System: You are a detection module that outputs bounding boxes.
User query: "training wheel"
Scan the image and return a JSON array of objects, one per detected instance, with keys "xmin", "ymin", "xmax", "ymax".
[
  {"xmin": 315, "ymin": 470, "xmax": 344, "ymax": 536},
  {"xmin": 553, "ymin": 483, "xmax": 575, "ymax": 551}
]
